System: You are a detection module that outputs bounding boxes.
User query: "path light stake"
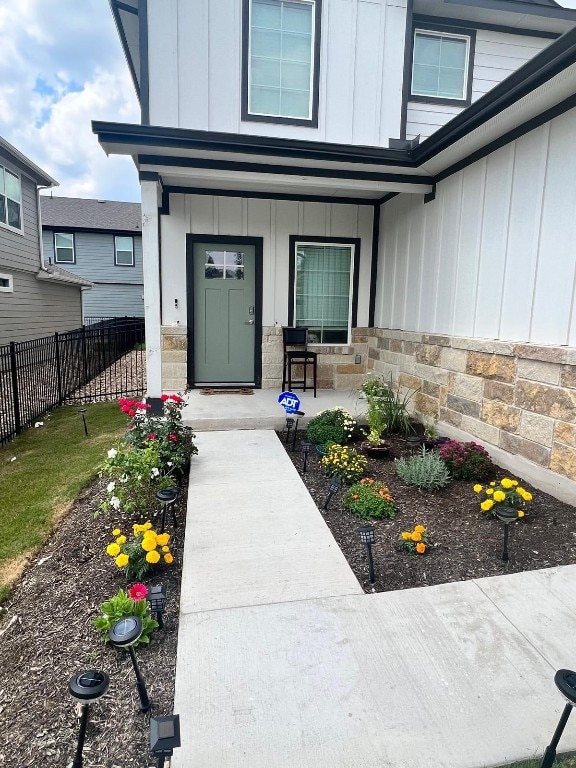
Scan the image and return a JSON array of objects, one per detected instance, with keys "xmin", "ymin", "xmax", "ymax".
[
  {"xmin": 147, "ymin": 584, "xmax": 167, "ymax": 630},
  {"xmin": 156, "ymin": 487, "xmax": 179, "ymax": 531},
  {"xmin": 494, "ymin": 507, "xmax": 517, "ymax": 562},
  {"xmin": 358, "ymin": 525, "xmax": 376, "ymax": 584},
  {"xmin": 150, "ymin": 714, "xmax": 181, "ymax": 768},
  {"xmin": 539, "ymin": 669, "xmax": 576, "ymax": 768},
  {"xmin": 68, "ymin": 669, "xmax": 109, "ymax": 768},
  {"xmin": 323, "ymin": 476, "xmax": 342, "ymax": 511},
  {"xmin": 78, "ymin": 408, "xmax": 88, "ymax": 437},
  {"xmin": 109, "ymin": 616, "xmax": 151, "ymax": 712},
  {"xmin": 284, "ymin": 416, "xmax": 294, "ymax": 445},
  {"xmin": 301, "ymin": 440, "xmax": 312, "ymax": 475},
  {"xmin": 292, "ymin": 410, "xmax": 305, "ymax": 451}
]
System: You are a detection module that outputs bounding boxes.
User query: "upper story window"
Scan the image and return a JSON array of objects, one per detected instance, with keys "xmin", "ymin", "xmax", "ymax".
[
  {"xmin": 0, "ymin": 165, "xmax": 22, "ymax": 231},
  {"xmin": 243, "ymin": 0, "xmax": 321, "ymax": 127},
  {"xmin": 115, "ymin": 235, "xmax": 134, "ymax": 266},
  {"xmin": 54, "ymin": 232, "xmax": 75, "ymax": 263},
  {"xmin": 411, "ymin": 28, "xmax": 474, "ymax": 104}
]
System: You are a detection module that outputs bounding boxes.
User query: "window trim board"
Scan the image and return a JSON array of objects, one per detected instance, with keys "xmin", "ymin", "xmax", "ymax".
[
  {"xmin": 114, "ymin": 234, "xmax": 135, "ymax": 267},
  {"xmin": 53, "ymin": 231, "xmax": 76, "ymax": 264},
  {"xmin": 0, "ymin": 164, "xmax": 23, "ymax": 234},
  {"xmin": 0, "ymin": 272, "xmax": 13, "ymax": 293},
  {"xmin": 241, "ymin": 0, "xmax": 322, "ymax": 127}
]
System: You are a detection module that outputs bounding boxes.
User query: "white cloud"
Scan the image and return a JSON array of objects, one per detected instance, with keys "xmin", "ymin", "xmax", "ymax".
[{"xmin": 0, "ymin": 0, "xmax": 140, "ymax": 201}]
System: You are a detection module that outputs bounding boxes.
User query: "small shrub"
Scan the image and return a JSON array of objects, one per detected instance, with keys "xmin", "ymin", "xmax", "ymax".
[
  {"xmin": 321, "ymin": 443, "xmax": 367, "ymax": 484},
  {"xmin": 93, "ymin": 585, "xmax": 158, "ymax": 645},
  {"xmin": 361, "ymin": 374, "xmax": 417, "ymax": 435},
  {"xmin": 395, "ymin": 446, "xmax": 451, "ymax": 490},
  {"xmin": 307, "ymin": 407, "xmax": 356, "ymax": 446},
  {"xmin": 344, "ymin": 478, "xmax": 396, "ymax": 520},
  {"xmin": 105, "ymin": 523, "xmax": 174, "ymax": 581},
  {"xmin": 474, "ymin": 477, "xmax": 532, "ymax": 518},
  {"xmin": 100, "ymin": 444, "xmax": 175, "ymax": 516},
  {"xmin": 399, "ymin": 525, "xmax": 430, "ymax": 554},
  {"xmin": 439, "ymin": 440, "xmax": 493, "ymax": 480}
]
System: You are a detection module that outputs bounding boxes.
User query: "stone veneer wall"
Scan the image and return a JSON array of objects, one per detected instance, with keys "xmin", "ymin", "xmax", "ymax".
[
  {"xmin": 161, "ymin": 325, "xmax": 188, "ymax": 391},
  {"xmin": 368, "ymin": 328, "xmax": 576, "ymax": 490}
]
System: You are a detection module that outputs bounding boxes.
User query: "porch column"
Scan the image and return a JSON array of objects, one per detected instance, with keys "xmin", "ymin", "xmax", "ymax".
[{"xmin": 141, "ymin": 180, "xmax": 162, "ymax": 400}]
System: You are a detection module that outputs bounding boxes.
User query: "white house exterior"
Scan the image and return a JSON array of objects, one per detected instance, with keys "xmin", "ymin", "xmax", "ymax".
[{"xmin": 96, "ymin": 0, "xmax": 576, "ymax": 500}]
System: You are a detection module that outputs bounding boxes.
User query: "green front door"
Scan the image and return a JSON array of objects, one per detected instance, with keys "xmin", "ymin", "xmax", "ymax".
[{"xmin": 192, "ymin": 242, "xmax": 257, "ymax": 384}]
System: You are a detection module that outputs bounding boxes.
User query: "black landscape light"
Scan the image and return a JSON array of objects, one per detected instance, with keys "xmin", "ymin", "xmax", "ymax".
[
  {"xmin": 301, "ymin": 440, "xmax": 312, "ymax": 475},
  {"xmin": 323, "ymin": 476, "xmax": 342, "ymax": 511},
  {"xmin": 284, "ymin": 416, "xmax": 295, "ymax": 444},
  {"xmin": 292, "ymin": 410, "xmax": 305, "ymax": 451},
  {"xmin": 156, "ymin": 487, "xmax": 179, "ymax": 530},
  {"xmin": 358, "ymin": 525, "xmax": 376, "ymax": 584},
  {"xmin": 539, "ymin": 669, "xmax": 576, "ymax": 768},
  {"xmin": 494, "ymin": 506, "xmax": 517, "ymax": 562},
  {"xmin": 68, "ymin": 669, "xmax": 109, "ymax": 768},
  {"xmin": 150, "ymin": 714, "xmax": 181, "ymax": 768},
  {"xmin": 109, "ymin": 616, "xmax": 151, "ymax": 712},
  {"xmin": 78, "ymin": 408, "xmax": 88, "ymax": 437},
  {"xmin": 147, "ymin": 584, "xmax": 168, "ymax": 630}
]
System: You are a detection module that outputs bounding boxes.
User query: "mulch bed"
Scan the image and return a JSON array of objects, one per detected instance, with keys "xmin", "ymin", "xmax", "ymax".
[
  {"xmin": 278, "ymin": 430, "xmax": 576, "ymax": 592},
  {"xmin": 0, "ymin": 476, "xmax": 187, "ymax": 768}
]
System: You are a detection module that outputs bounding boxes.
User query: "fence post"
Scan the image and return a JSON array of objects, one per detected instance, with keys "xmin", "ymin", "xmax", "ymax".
[
  {"xmin": 9, "ymin": 342, "xmax": 22, "ymax": 435},
  {"xmin": 81, "ymin": 325, "xmax": 89, "ymax": 385},
  {"xmin": 54, "ymin": 332, "xmax": 64, "ymax": 405}
]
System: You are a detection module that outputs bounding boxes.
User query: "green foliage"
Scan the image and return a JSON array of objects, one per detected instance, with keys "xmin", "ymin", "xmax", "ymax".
[
  {"xmin": 365, "ymin": 395, "xmax": 388, "ymax": 446},
  {"xmin": 361, "ymin": 374, "xmax": 417, "ymax": 435},
  {"xmin": 344, "ymin": 479, "xmax": 396, "ymax": 520},
  {"xmin": 395, "ymin": 446, "xmax": 451, "ymax": 491},
  {"xmin": 307, "ymin": 407, "xmax": 356, "ymax": 446},
  {"xmin": 321, "ymin": 443, "xmax": 367, "ymax": 484},
  {"xmin": 439, "ymin": 440, "xmax": 493, "ymax": 480},
  {"xmin": 93, "ymin": 588, "xmax": 158, "ymax": 645}
]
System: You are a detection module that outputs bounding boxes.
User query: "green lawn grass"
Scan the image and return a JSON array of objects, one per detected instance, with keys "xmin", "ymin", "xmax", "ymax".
[
  {"xmin": 0, "ymin": 403, "xmax": 125, "ymax": 601},
  {"xmin": 495, "ymin": 755, "xmax": 576, "ymax": 767}
]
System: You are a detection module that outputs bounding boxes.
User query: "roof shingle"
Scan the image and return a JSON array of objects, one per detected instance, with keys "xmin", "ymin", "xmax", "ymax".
[{"xmin": 40, "ymin": 196, "xmax": 141, "ymax": 232}]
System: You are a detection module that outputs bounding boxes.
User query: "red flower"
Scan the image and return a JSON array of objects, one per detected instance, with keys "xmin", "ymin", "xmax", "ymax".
[
  {"xmin": 148, "ymin": 433, "xmax": 157, "ymax": 440},
  {"xmin": 161, "ymin": 394, "xmax": 169, "ymax": 402},
  {"xmin": 128, "ymin": 583, "xmax": 148, "ymax": 601},
  {"xmin": 121, "ymin": 405, "xmax": 131, "ymax": 414},
  {"xmin": 169, "ymin": 433, "xmax": 178, "ymax": 442},
  {"xmin": 128, "ymin": 409, "xmax": 136, "ymax": 417},
  {"xmin": 169, "ymin": 394, "xmax": 183, "ymax": 403}
]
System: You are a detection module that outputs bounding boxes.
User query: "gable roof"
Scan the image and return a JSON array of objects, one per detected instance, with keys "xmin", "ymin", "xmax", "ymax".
[
  {"xmin": 0, "ymin": 136, "xmax": 58, "ymax": 187},
  {"xmin": 40, "ymin": 196, "xmax": 141, "ymax": 233}
]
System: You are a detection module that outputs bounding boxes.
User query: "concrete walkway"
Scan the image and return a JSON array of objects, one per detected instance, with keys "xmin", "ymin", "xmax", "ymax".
[{"xmin": 173, "ymin": 430, "xmax": 576, "ymax": 768}]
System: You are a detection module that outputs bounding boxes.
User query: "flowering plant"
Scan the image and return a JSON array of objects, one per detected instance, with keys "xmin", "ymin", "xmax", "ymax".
[
  {"xmin": 474, "ymin": 477, "xmax": 532, "ymax": 517},
  {"xmin": 307, "ymin": 407, "xmax": 356, "ymax": 446},
  {"xmin": 105, "ymin": 523, "xmax": 174, "ymax": 581},
  {"xmin": 93, "ymin": 586, "xmax": 158, "ymax": 645},
  {"xmin": 439, "ymin": 440, "xmax": 493, "ymax": 480},
  {"xmin": 321, "ymin": 443, "xmax": 367, "ymax": 484},
  {"xmin": 344, "ymin": 478, "xmax": 396, "ymax": 520},
  {"xmin": 399, "ymin": 525, "xmax": 429, "ymax": 554}
]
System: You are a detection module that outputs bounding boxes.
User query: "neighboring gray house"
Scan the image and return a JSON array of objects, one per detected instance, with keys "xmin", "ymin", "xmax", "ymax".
[
  {"xmin": 0, "ymin": 136, "xmax": 90, "ymax": 345},
  {"xmin": 40, "ymin": 196, "xmax": 144, "ymax": 321}
]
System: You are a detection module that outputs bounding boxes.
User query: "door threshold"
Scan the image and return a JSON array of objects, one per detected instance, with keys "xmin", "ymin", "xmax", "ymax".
[{"xmin": 196, "ymin": 383, "xmax": 256, "ymax": 388}]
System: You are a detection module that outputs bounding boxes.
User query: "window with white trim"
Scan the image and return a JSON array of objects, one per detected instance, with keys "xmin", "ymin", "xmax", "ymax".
[
  {"xmin": 294, "ymin": 242, "xmax": 354, "ymax": 344},
  {"xmin": 0, "ymin": 165, "xmax": 22, "ymax": 230},
  {"xmin": 411, "ymin": 30, "xmax": 470, "ymax": 101},
  {"xmin": 54, "ymin": 232, "xmax": 75, "ymax": 263},
  {"xmin": 248, "ymin": 0, "xmax": 316, "ymax": 121},
  {"xmin": 0, "ymin": 272, "xmax": 13, "ymax": 292},
  {"xmin": 115, "ymin": 235, "xmax": 134, "ymax": 266}
]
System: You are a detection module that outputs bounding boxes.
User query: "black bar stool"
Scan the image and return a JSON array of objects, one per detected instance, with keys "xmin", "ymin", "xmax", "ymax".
[{"xmin": 282, "ymin": 327, "xmax": 317, "ymax": 397}]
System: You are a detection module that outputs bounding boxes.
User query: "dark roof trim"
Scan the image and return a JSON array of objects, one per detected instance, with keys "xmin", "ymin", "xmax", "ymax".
[
  {"xmin": 42, "ymin": 225, "xmax": 142, "ymax": 236},
  {"xmin": 139, "ymin": 0, "xmax": 150, "ymax": 124},
  {"xmin": 413, "ymin": 13, "xmax": 560, "ymax": 39},
  {"xmin": 116, "ymin": 1, "xmax": 138, "ymax": 14},
  {"xmin": 161, "ymin": 184, "xmax": 380, "ymax": 206},
  {"xmin": 443, "ymin": 0, "xmax": 576, "ymax": 20},
  {"xmin": 109, "ymin": 0, "xmax": 141, "ymax": 102},
  {"xmin": 400, "ymin": 0, "xmax": 414, "ymax": 140}
]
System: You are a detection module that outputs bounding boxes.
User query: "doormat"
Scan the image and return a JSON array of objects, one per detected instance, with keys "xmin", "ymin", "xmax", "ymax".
[{"xmin": 198, "ymin": 388, "xmax": 254, "ymax": 395}]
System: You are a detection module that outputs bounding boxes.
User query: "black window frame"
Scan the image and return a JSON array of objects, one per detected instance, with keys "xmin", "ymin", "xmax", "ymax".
[
  {"xmin": 409, "ymin": 22, "xmax": 476, "ymax": 108},
  {"xmin": 241, "ymin": 0, "xmax": 322, "ymax": 128},
  {"xmin": 53, "ymin": 232, "xmax": 76, "ymax": 264},
  {"xmin": 114, "ymin": 234, "xmax": 135, "ymax": 267}
]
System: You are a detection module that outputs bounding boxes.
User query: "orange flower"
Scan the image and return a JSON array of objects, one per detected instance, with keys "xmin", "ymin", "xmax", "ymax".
[
  {"xmin": 416, "ymin": 543, "xmax": 426, "ymax": 554},
  {"xmin": 410, "ymin": 531, "xmax": 422, "ymax": 542},
  {"xmin": 352, "ymin": 493, "xmax": 359, "ymax": 500},
  {"xmin": 414, "ymin": 525, "xmax": 426, "ymax": 533}
]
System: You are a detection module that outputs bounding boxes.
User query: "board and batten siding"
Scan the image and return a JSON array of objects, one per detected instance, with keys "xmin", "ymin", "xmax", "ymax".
[
  {"xmin": 406, "ymin": 30, "xmax": 551, "ymax": 140},
  {"xmin": 159, "ymin": 195, "xmax": 373, "ymax": 328},
  {"xmin": 147, "ymin": 0, "xmax": 406, "ymax": 146},
  {"xmin": 0, "ymin": 269, "xmax": 82, "ymax": 345},
  {"xmin": 0, "ymin": 170, "xmax": 41, "ymax": 274},
  {"xmin": 376, "ymin": 107, "xmax": 576, "ymax": 346}
]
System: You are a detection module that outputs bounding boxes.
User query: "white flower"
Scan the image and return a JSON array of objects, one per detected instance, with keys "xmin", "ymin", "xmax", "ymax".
[
  {"xmin": 137, "ymin": 474, "xmax": 142, "ymax": 481},
  {"xmin": 107, "ymin": 448, "xmax": 117, "ymax": 459},
  {"xmin": 34, "ymin": 421, "xmax": 44, "ymax": 428},
  {"xmin": 150, "ymin": 467, "xmax": 160, "ymax": 478},
  {"xmin": 120, "ymin": 474, "xmax": 128, "ymax": 483},
  {"xmin": 110, "ymin": 496, "xmax": 121, "ymax": 510},
  {"xmin": 107, "ymin": 482, "xmax": 116, "ymax": 493},
  {"xmin": 167, "ymin": 461, "xmax": 173, "ymax": 467},
  {"xmin": 10, "ymin": 457, "xmax": 16, "ymax": 462}
]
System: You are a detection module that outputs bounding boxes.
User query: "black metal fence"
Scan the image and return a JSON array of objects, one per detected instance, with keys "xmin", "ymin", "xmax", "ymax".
[{"xmin": 0, "ymin": 317, "xmax": 145, "ymax": 445}]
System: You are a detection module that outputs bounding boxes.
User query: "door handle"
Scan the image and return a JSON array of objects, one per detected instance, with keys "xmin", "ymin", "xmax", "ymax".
[{"xmin": 245, "ymin": 320, "xmax": 255, "ymax": 325}]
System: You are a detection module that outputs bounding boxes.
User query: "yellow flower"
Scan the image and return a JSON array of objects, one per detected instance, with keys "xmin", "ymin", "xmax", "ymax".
[
  {"xmin": 493, "ymin": 491, "xmax": 506, "ymax": 502},
  {"xmin": 106, "ymin": 543, "xmax": 120, "ymax": 557},
  {"xmin": 489, "ymin": 482, "xmax": 496, "ymax": 487},
  {"xmin": 133, "ymin": 523, "xmax": 145, "ymax": 535},
  {"xmin": 501, "ymin": 478, "xmax": 513, "ymax": 489},
  {"xmin": 517, "ymin": 510, "xmax": 525, "ymax": 518},
  {"xmin": 486, "ymin": 488, "xmax": 494, "ymax": 495},
  {"xmin": 141, "ymin": 537, "xmax": 157, "ymax": 552},
  {"xmin": 401, "ymin": 532, "xmax": 411, "ymax": 540},
  {"xmin": 411, "ymin": 531, "xmax": 422, "ymax": 542},
  {"xmin": 144, "ymin": 522, "xmax": 153, "ymax": 530},
  {"xmin": 146, "ymin": 550, "xmax": 161, "ymax": 564},
  {"xmin": 116, "ymin": 535, "xmax": 127, "ymax": 545},
  {"xmin": 162, "ymin": 545, "xmax": 170, "ymax": 553},
  {"xmin": 164, "ymin": 553, "xmax": 174, "ymax": 564},
  {"xmin": 511, "ymin": 480, "xmax": 518, "ymax": 486},
  {"xmin": 156, "ymin": 533, "xmax": 170, "ymax": 547},
  {"xmin": 414, "ymin": 525, "xmax": 426, "ymax": 533},
  {"xmin": 522, "ymin": 491, "xmax": 532, "ymax": 502},
  {"xmin": 473, "ymin": 484, "xmax": 483, "ymax": 493},
  {"xmin": 115, "ymin": 553, "xmax": 129, "ymax": 567},
  {"xmin": 112, "ymin": 528, "xmax": 121, "ymax": 536},
  {"xmin": 481, "ymin": 499, "xmax": 494, "ymax": 511},
  {"xmin": 516, "ymin": 487, "xmax": 525, "ymax": 495}
]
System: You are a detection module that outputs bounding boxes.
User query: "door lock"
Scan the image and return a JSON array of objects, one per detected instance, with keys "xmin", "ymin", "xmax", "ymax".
[{"xmin": 245, "ymin": 320, "xmax": 255, "ymax": 325}]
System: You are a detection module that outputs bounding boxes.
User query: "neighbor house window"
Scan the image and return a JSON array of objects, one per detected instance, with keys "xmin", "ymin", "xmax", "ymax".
[
  {"xmin": 293, "ymin": 241, "xmax": 356, "ymax": 344},
  {"xmin": 244, "ymin": 0, "xmax": 320, "ymax": 124},
  {"xmin": 115, "ymin": 235, "xmax": 134, "ymax": 266},
  {"xmin": 0, "ymin": 272, "xmax": 13, "ymax": 292},
  {"xmin": 54, "ymin": 232, "xmax": 75, "ymax": 263},
  {"xmin": 411, "ymin": 29, "xmax": 471, "ymax": 102},
  {"xmin": 0, "ymin": 165, "xmax": 22, "ymax": 230}
]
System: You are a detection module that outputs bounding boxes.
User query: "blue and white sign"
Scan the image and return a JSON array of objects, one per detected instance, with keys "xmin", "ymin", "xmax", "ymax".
[{"xmin": 278, "ymin": 391, "xmax": 301, "ymax": 414}]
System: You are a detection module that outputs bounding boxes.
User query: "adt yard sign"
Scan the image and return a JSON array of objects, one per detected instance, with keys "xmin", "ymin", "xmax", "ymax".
[{"xmin": 278, "ymin": 391, "xmax": 300, "ymax": 414}]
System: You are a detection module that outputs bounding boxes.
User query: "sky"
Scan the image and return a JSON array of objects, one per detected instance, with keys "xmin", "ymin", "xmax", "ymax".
[{"xmin": 1, "ymin": 0, "xmax": 576, "ymax": 203}]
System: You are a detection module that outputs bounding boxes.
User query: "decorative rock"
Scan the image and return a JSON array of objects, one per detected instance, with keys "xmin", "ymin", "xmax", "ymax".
[{"xmin": 466, "ymin": 352, "xmax": 516, "ymax": 383}]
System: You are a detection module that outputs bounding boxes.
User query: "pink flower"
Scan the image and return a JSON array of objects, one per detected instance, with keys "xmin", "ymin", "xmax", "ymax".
[
  {"xmin": 169, "ymin": 433, "xmax": 178, "ymax": 442},
  {"xmin": 161, "ymin": 394, "xmax": 169, "ymax": 402},
  {"xmin": 148, "ymin": 433, "xmax": 157, "ymax": 440},
  {"xmin": 128, "ymin": 583, "xmax": 148, "ymax": 601},
  {"xmin": 169, "ymin": 395, "xmax": 183, "ymax": 403},
  {"xmin": 128, "ymin": 409, "xmax": 136, "ymax": 417}
]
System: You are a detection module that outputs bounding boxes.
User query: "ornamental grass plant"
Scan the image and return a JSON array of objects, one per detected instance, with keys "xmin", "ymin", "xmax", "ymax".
[
  {"xmin": 321, "ymin": 443, "xmax": 367, "ymax": 484},
  {"xmin": 395, "ymin": 446, "xmax": 451, "ymax": 491},
  {"xmin": 474, "ymin": 477, "xmax": 532, "ymax": 518},
  {"xmin": 343, "ymin": 478, "xmax": 396, "ymax": 520}
]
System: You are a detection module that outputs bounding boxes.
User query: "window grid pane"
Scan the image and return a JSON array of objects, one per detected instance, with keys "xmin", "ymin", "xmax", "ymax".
[
  {"xmin": 412, "ymin": 32, "xmax": 468, "ymax": 100},
  {"xmin": 115, "ymin": 236, "xmax": 134, "ymax": 265}
]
